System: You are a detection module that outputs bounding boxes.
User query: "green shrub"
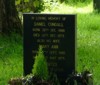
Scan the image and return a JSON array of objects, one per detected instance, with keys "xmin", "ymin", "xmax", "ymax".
[{"xmin": 32, "ymin": 46, "xmax": 49, "ymax": 80}]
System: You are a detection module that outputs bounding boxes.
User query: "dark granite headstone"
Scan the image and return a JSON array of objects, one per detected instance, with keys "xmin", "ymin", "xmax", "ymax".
[{"xmin": 23, "ymin": 14, "xmax": 76, "ymax": 85}]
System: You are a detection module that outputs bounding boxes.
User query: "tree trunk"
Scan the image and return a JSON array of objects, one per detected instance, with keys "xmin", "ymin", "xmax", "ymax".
[
  {"xmin": 93, "ymin": 0, "xmax": 100, "ymax": 12},
  {"xmin": 0, "ymin": 0, "xmax": 22, "ymax": 34},
  {"xmin": 0, "ymin": 0, "xmax": 3, "ymax": 33}
]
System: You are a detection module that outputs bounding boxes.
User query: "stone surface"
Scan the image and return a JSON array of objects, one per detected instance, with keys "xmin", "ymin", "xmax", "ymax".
[{"xmin": 23, "ymin": 14, "xmax": 76, "ymax": 85}]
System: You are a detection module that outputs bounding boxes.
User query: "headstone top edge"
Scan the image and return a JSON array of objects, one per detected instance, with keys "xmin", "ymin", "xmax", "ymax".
[{"xmin": 23, "ymin": 13, "xmax": 77, "ymax": 16}]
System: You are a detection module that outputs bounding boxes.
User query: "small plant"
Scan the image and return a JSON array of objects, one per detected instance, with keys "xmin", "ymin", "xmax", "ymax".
[
  {"xmin": 8, "ymin": 75, "xmax": 52, "ymax": 85},
  {"xmin": 66, "ymin": 70, "xmax": 93, "ymax": 85},
  {"xmin": 32, "ymin": 46, "xmax": 49, "ymax": 80}
]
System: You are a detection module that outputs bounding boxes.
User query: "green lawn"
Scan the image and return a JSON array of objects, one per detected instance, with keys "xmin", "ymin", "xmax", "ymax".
[
  {"xmin": 77, "ymin": 13, "xmax": 100, "ymax": 85},
  {"xmin": 0, "ymin": 2, "xmax": 100, "ymax": 85},
  {"xmin": 0, "ymin": 34, "xmax": 23, "ymax": 84}
]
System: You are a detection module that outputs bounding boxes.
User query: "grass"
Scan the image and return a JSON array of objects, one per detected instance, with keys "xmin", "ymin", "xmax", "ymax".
[
  {"xmin": 0, "ymin": 1, "xmax": 100, "ymax": 85},
  {"xmin": 0, "ymin": 34, "xmax": 23, "ymax": 84},
  {"xmin": 77, "ymin": 13, "xmax": 100, "ymax": 85}
]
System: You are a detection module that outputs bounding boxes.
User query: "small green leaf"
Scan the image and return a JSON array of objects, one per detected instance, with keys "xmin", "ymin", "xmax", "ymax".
[
  {"xmin": 15, "ymin": 0, "xmax": 20, "ymax": 5},
  {"xmin": 33, "ymin": 0, "xmax": 39, "ymax": 7},
  {"xmin": 24, "ymin": 0, "xmax": 29, "ymax": 2}
]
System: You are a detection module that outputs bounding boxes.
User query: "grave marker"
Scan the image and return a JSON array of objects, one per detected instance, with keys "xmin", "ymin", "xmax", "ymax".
[{"xmin": 23, "ymin": 14, "xmax": 76, "ymax": 85}]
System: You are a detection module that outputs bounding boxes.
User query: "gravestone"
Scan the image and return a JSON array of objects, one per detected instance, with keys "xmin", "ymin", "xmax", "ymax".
[{"xmin": 23, "ymin": 14, "xmax": 76, "ymax": 85}]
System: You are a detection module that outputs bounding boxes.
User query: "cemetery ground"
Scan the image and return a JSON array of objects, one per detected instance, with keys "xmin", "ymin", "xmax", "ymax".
[{"xmin": 0, "ymin": 2, "xmax": 100, "ymax": 85}]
